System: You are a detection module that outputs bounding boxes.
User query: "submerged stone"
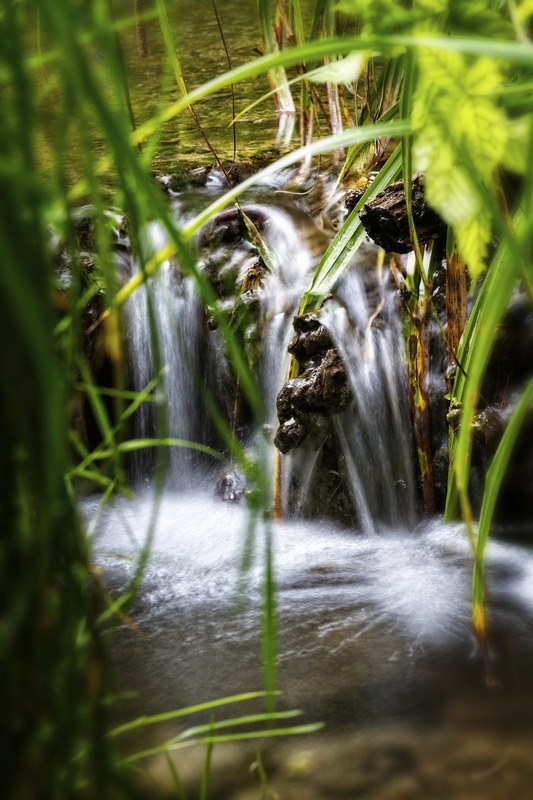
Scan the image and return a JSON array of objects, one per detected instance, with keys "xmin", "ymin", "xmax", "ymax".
[{"xmin": 215, "ymin": 470, "xmax": 246, "ymax": 503}]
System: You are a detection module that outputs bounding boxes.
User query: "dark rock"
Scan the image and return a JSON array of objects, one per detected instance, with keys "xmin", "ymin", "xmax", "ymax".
[
  {"xmin": 274, "ymin": 416, "xmax": 308, "ymax": 454},
  {"xmin": 188, "ymin": 166, "xmax": 211, "ymax": 186},
  {"xmin": 70, "ymin": 205, "xmax": 129, "ymax": 252},
  {"xmin": 472, "ymin": 406, "xmax": 506, "ymax": 453},
  {"xmin": 278, "ymin": 349, "xmax": 352, "ymax": 415},
  {"xmin": 275, "ymin": 348, "xmax": 352, "ymax": 454},
  {"xmin": 288, "ymin": 313, "xmax": 334, "ymax": 362},
  {"xmin": 275, "ymin": 308, "xmax": 355, "ymax": 455},
  {"xmin": 358, "ymin": 174, "xmax": 446, "ymax": 253},
  {"xmin": 345, "ymin": 184, "xmax": 367, "ymax": 213}
]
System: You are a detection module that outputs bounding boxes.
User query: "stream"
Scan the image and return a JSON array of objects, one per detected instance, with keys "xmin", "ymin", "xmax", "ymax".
[{"xmin": 86, "ymin": 168, "xmax": 533, "ymax": 798}]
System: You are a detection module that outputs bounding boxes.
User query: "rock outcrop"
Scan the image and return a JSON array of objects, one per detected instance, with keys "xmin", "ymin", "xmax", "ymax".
[{"xmin": 275, "ymin": 313, "xmax": 352, "ymax": 454}]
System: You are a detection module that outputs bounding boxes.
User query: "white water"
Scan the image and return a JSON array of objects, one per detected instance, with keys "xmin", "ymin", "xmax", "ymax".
[
  {"xmin": 323, "ymin": 268, "xmax": 417, "ymax": 529},
  {"xmin": 89, "ymin": 488, "xmax": 533, "ymax": 726},
  {"xmin": 124, "ymin": 174, "xmax": 418, "ymax": 521},
  {"xmin": 126, "ymin": 219, "xmax": 204, "ymax": 488},
  {"xmin": 91, "ymin": 491, "xmax": 533, "ymax": 638}
]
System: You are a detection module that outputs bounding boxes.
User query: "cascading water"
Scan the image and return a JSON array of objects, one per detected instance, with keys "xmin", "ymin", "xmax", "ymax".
[
  {"xmin": 126, "ymin": 219, "xmax": 204, "ymax": 488},
  {"xmin": 255, "ymin": 203, "xmax": 315, "ymax": 423},
  {"xmin": 125, "ymin": 185, "xmax": 415, "ymax": 523},
  {"xmin": 322, "ymin": 265, "xmax": 417, "ymax": 530}
]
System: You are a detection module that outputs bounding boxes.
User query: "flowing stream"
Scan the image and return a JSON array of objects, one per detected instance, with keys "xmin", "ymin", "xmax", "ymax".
[{"xmin": 89, "ymin": 177, "xmax": 533, "ymax": 798}]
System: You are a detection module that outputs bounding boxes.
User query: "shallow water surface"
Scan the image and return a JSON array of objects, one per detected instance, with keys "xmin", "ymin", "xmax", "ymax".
[{"xmin": 90, "ymin": 490, "xmax": 533, "ymax": 797}]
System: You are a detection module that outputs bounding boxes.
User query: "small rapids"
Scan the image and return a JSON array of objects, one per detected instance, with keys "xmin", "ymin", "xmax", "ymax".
[
  {"xmin": 89, "ymin": 489, "xmax": 533, "ymax": 725},
  {"xmin": 99, "ymin": 170, "xmax": 533, "ymax": 723}
]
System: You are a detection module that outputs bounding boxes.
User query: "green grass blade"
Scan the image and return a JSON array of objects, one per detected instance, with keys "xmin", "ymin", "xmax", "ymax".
[
  {"xmin": 84, "ymin": 437, "xmax": 224, "ymax": 463},
  {"xmin": 123, "ymin": 724, "xmax": 324, "ymax": 763},
  {"xmin": 300, "ymin": 144, "xmax": 402, "ymax": 312},
  {"xmin": 444, "ymin": 212, "xmax": 526, "ymax": 522},
  {"xmin": 472, "ymin": 378, "xmax": 533, "ymax": 636},
  {"xmin": 262, "ymin": 525, "xmax": 278, "ymax": 714},
  {"xmin": 164, "ymin": 751, "xmax": 187, "ymax": 800},
  {"xmin": 108, "ymin": 691, "xmax": 280, "ymax": 737},
  {"xmin": 200, "ymin": 717, "xmax": 215, "ymax": 800}
]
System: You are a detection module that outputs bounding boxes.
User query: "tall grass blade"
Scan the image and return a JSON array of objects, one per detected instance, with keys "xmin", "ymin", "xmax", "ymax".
[
  {"xmin": 109, "ymin": 692, "xmax": 280, "ymax": 737},
  {"xmin": 472, "ymin": 378, "xmax": 533, "ymax": 639},
  {"xmin": 164, "ymin": 751, "xmax": 187, "ymax": 800},
  {"xmin": 262, "ymin": 525, "xmax": 278, "ymax": 714},
  {"xmin": 200, "ymin": 717, "xmax": 215, "ymax": 800},
  {"xmin": 258, "ymin": 0, "xmax": 296, "ymax": 116},
  {"xmin": 444, "ymin": 213, "xmax": 525, "ymax": 522},
  {"xmin": 300, "ymin": 145, "xmax": 402, "ymax": 312}
]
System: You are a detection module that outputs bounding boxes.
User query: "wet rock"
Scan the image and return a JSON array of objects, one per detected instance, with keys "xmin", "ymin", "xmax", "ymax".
[
  {"xmin": 275, "ymin": 309, "xmax": 354, "ymax": 455},
  {"xmin": 155, "ymin": 174, "xmax": 180, "ymax": 197},
  {"xmin": 275, "ymin": 416, "xmax": 308, "ymax": 453},
  {"xmin": 288, "ymin": 313, "xmax": 334, "ymax": 361},
  {"xmin": 275, "ymin": 347, "xmax": 352, "ymax": 454},
  {"xmin": 215, "ymin": 470, "xmax": 246, "ymax": 503},
  {"xmin": 472, "ymin": 406, "xmax": 507, "ymax": 453},
  {"xmin": 278, "ymin": 350, "xmax": 352, "ymax": 416},
  {"xmin": 358, "ymin": 174, "xmax": 446, "ymax": 254},
  {"xmin": 444, "ymin": 290, "xmax": 533, "ymax": 521},
  {"xmin": 345, "ymin": 184, "xmax": 368, "ymax": 213},
  {"xmin": 70, "ymin": 205, "xmax": 129, "ymax": 252},
  {"xmin": 188, "ymin": 165, "xmax": 212, "ymax": 186}
]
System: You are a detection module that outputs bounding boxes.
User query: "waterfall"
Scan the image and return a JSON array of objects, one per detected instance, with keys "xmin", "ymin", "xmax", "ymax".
[
  {"xmin": 322, "ymin": 266, "xmax": 417, "ymax": 529},
  {"xmin": 123, "ymin": 186, "xmax": 415, "ymax": 526},
  {"xmin": 126, "ymin": 220, "xmax": 204, "ymax": 489}
]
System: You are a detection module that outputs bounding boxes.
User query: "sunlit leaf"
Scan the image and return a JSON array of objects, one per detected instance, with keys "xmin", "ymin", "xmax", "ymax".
[
  {"xmin": 308, "ymin": 51, "xmax": 368, "ymax": 84},
  {"xmin": 455, "ymin": 207, "xmax": 492, "ymax": 283}
]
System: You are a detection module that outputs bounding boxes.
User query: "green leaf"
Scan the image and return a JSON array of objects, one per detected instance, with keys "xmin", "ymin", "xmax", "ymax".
[
  {"xmin": 415, "ymin": 0, "xmax": 447, "ymax": 12},
  {"xmin": 501, "ymin": 115, "xmax": 533, "ymax": 174},
  {"xmin": 412, "ymin": 47, "xmax": 507, "ymax": 281},
  {"xmin": 455, "ymin": 208, "xmax": 492, "ymax": 283},
  {"xmin": 418, "ymin": 143, "xmax": 480, "ymax": 225},
  {"xmin": 300, "ymin": 145, "xmax": 403, "ymax": 313},
  {"xmin": 308, "ymin": 51, "xmax": 368, "ymax": 84}
]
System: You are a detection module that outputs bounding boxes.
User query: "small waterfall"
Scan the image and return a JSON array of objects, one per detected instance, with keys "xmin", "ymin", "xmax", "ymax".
[
  {"xmin": 126, "ymin": 220, "xmax": 204, "ymax": 489},
  {"xmin": 321, "ymin": 266, "xmax": 417, "ymax": 529},
  {"xmin": 123, "ymin": 186, "xmax": 415, "ymax": 527},
  {"xmin": 256, "ymin": 204, "xmax": 315, "ymax": 422}
]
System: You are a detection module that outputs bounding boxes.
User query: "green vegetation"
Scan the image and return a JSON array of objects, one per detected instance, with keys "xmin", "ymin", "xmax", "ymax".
[{"xmin": 2, "ymin": 0, "xmax": 533, "ymax": 794}]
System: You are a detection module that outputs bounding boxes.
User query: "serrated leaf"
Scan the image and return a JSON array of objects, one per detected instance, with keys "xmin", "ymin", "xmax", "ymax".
[
  {"xmin": 517, "ymin": 0, "xmax": 533, "ymax": 24},
  {"xmin": 418, "ymin": 141, "xmax": 480, "ymax": 226},
  {"xmin": 501, "ymin": 115, "xmax": 532, "ymax": 174},
  {"xmin": 411, "ymin": 46, "xmax": 507, "ymax": 260},
  {"xmin": 334, "ymin": 0, "xmax": 420, "ymax": 33},
  {"xmin": 455, "ymin": 209, "xmax": 491, "ymax": 282},
  {"xmin": 449, "ymin": 0, "xmax": 514, "ymax": 38},
  {"xmin": 415, "ymin": 47, "xmax": 465, "ymax": 96}
]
